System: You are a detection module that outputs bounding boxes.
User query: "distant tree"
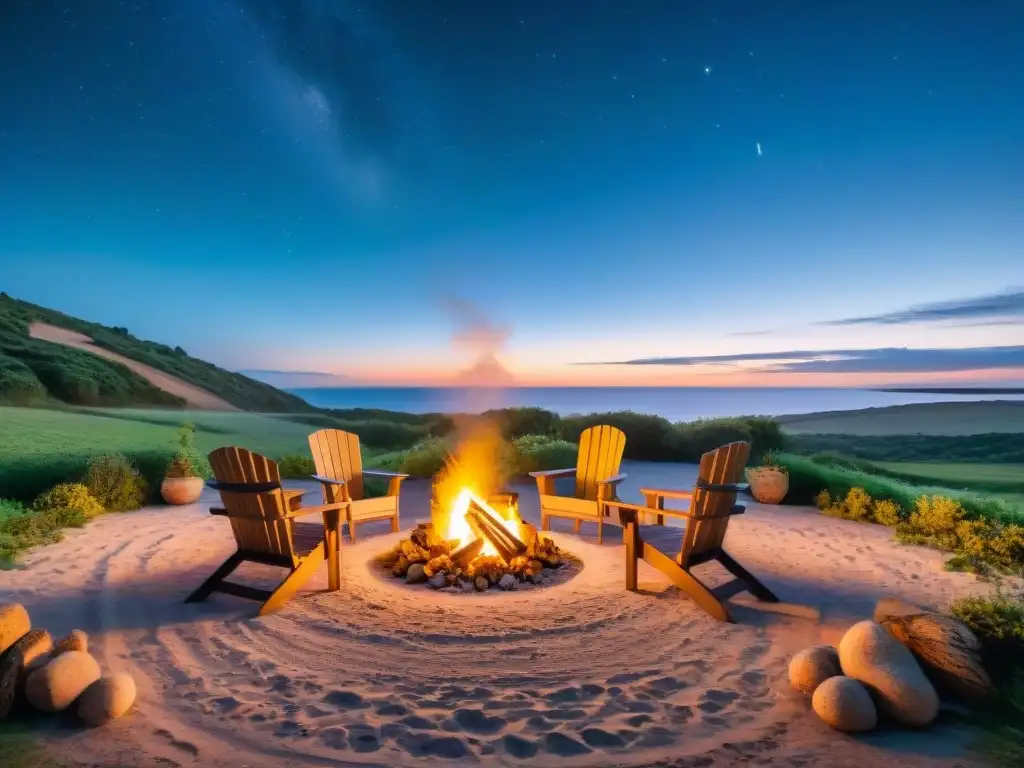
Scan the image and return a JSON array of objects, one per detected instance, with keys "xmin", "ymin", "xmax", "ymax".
[{"xmin": 174, "ymin": 346, "xmax": 187, "ymax": 355}]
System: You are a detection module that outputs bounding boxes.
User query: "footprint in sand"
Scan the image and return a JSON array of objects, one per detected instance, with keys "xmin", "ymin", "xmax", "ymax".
[
  {"xmin": 500, "ymin": 734, "xmax": 539, "ymax": 759},
  {"xmin": 323, "ymin": 690, "xmax": 370, "ymax": 709},
  {"xmin": 542, "ymin": 732, "xmax": 592, "ymax": 756},
  {"xmin": 153, "ymin": 729, "xmax": 199, "ymax": 758},
  {"xmin": 375, "ymin": 701, "xmax": 410, "ymax": 716},
  {"xmin": 273, "ymin": 720, "xmax": 307, "ymax": 738},
  {"xmin": 452, "ymin": 708, "xmax": 506, "ymax": 735},
  {"xmin": 580, "ymin": 728, "xmax": 626, "ymax": 749},
  {"xmin": 346, "ymin": 724, "xmax": 383, "ymax": 752},
  {"xmin": 396, "ymin": 732, "xmax": 470, "ymax": 759},
  {"xmin": 698, "ymin": 689, "xmax": 739, "ymax": 714},
  {"xmin": 394, "ymin": 714, "xmax": 433, "ymax": 730}
]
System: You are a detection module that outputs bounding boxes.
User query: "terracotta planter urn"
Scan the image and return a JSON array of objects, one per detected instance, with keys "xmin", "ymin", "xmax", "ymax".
[
  {"xmin": 161, "ymin": 476, "xmax": 204, "ymax": 505},
  {"xmin": 745, "ymin": 467, "xmax": 789, "ymax": 505}
]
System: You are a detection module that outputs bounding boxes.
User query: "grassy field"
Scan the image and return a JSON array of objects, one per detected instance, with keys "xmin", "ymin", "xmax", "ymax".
[
  {"xmin": 0, "ymin": 407, "xmax": 322, "ymax": 501},
  {"xmin": 778, "ymin": 401, "xmax": 1024, "ymax": 435},
  {"xmin": 874, "ymin": 461, "xmax": 1024, "ymax": 504}
]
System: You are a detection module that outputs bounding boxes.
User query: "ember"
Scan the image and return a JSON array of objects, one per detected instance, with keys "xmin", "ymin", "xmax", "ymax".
[{"xmin": 378, "ymin": 421, "xmax": 572, "ymax": 591}]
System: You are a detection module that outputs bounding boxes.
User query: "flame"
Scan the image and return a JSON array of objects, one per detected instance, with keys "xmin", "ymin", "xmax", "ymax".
[{"xmin": 431, "ymin": 420, "xmax": 517, "ymax": 556}]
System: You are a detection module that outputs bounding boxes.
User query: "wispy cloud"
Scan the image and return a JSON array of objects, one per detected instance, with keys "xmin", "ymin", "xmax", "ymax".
[
  {"xmin": 580, "ymin": 346, "xmax": 1024, "ymax": 374},
  {"xmin": 819, "ymin": 288, "xmax": 1024, "ymax": 327}
]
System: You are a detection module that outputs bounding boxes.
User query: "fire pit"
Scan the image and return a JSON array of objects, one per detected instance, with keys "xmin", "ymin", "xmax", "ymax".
[{"xmin": 377, "ymin": 426, "xmax": 580, "ymax": 592}]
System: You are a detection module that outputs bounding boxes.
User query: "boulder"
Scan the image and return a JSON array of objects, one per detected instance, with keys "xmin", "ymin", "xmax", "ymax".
[
  {"xmin": 406, "ymin": 563, "xmax": 426, "ymax": 584},
  {"xmin": 789, "ymin": 645, "xmax": 841, "ymax": 695},
  {"xmin": 0, "ymin": 629, "xmax": 53, "ymax": 719},
  {"xmin": 24, "ymin": 650, "xmax": 101, "ymax": 713},
  {"xmin": 77, "ymin": 674, "xmax": 137, "ymax": 726},
  {"xmin": 874, "ymin": 597, "xmax": 995, "ymax": 703},
  {"xmin": 475, "ymin": 577, "xmax": 489, "ymax": 591},
  {"xmin": 52, "ymin": 629, "xmax": 89, "ymax": 657},
  {"xmin": 812, "ymin": 676, "xmax": 877, "ymax": 732},
  {"xmin": 839, "ymin": 620, "xmax": 939, "ymax": 726},
  {"xmin": 498, "ymin": 574, "xmax": 516, "ymax": 591},
  {"xmin": 0, "ymin": 604, "xmax": 31, "ymax": 656}
]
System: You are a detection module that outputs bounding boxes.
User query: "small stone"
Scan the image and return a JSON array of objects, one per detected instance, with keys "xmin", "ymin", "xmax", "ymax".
[
  {"xmin": 406, "ymin": 563, "xmax": 426, "ymax": 584},
  {"xmin": 427, "ymin": 573, "xmax": 446, "ymax": 589},
  {"xmin": 812, "ymin": 676, "xmax": 877, "ymax": 732},
  {"xmin": 474, "ymin": 577, "xmax": 489, "ymax": 591},
  {"xmin": 25, "ymin": 651, "xmax": 101, "ymax": 713},
  {"xmin": 0, "ymin": 603, "xmax": 30, "ymax": 656},
  {"xmin": 53, "ymin": 629, "xmax": 88, "ymax": 656},
  {"xmin": 498, "ymin": 574, "xmax": 516, "ymax": 591},
  {"xmin": 789, "ymin": 645, "xmax": 841, "ymax": 695},
  {"xmin": 77, "ymin": 673, "xmax": 136, "ymax": 726}
]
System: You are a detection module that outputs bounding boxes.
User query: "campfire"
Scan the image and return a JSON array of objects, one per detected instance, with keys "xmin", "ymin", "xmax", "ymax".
[{"xmin": 379, "ymin": 424, "xmax": 571, "ymax": 591}]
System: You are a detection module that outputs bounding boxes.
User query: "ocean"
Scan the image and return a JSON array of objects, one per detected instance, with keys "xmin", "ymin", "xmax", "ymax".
[{"xmin": 287, "ymin": 386, "xmax": 1024, "ymax": 422}]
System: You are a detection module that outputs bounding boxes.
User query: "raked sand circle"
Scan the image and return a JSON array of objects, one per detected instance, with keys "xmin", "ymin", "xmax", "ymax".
[{"xmin": 4, "ymin": 478, "xmax": 1001, "ymax": 767}]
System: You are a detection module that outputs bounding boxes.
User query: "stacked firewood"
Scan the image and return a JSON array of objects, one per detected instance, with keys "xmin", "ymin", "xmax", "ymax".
[{"xmin": 378, "ymin": 521, "xmax": 564, "ymax": 591}]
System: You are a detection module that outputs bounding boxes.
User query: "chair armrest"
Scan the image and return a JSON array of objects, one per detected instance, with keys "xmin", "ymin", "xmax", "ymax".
[
  {"xmin": 364, "ymin": 470, "xmax": 410, "ymax": 479},
  {"xmin": 528, "ymin": 468, "xmax": 576, "ymax": 479},
  {"xmin": 696, "ymin": 480, "xmax": 750, "ymax": 494},
  {"xmin": 312, "ymin": 475, "xmax": 346, "ymax": 486},
  {"xmin": 597, "ymin": 473, "xmax": 627, "ymax": 485},
  {"xmin": 639, "ymin": 487, "xmax": 692, "ymax": 501},
  {"xmin": 605, "ymin": 500, "xmax": 693, "ymax": 520},
  {"xmin": 286, "ymin": 502, "xmax": 349, "ymax": 519}
]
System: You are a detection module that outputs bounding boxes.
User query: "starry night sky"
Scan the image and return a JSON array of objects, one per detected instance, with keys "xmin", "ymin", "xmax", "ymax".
[{"xmin": 2, "ymin": 1, "xmax": 1023, "ymax": 386}]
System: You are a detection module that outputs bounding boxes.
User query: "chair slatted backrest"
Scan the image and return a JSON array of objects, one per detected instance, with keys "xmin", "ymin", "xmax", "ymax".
[
  {"xmin": 308, "ymin": 429, "xmax": 365, "ymax": 501},
  {"xmin": 208, "ymin": 447, "xmax": 295, "ymax": 559},
  {"xmin": 575, "ymin": 425, "xmax": 626, "ymax": 501},
  {"xmin": 679, "ymin": 441, "xmax": 751, "ymax": 564}
]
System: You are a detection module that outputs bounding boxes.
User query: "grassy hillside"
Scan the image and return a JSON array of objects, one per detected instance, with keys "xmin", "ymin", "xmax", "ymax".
[
  {"xmin": 0, "ymin": 406, "xmax": 322, "ymax": 501},
  {"xmin": 778, "ymin": 401, "xmax": 1024, "ymax": 435},
  {"xmin": 787, "ymin": 432, "xmax": 1024, "ymax": 463},
  {"xmin": 0, "ymin": 294, "xmax": 312, "ymax": 412},
  {"xmin": 873, "ymin": 461, "xmax": 1024, "ymax": 503}
]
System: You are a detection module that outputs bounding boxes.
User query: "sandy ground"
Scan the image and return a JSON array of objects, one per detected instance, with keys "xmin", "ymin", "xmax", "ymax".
[
  {"xmin": 2, "ymin": 465, "xmax": 999, "ymax": 768},
  {"xmin": 28, "ymin": 322, "xmax": 238, "ymax": 411}
]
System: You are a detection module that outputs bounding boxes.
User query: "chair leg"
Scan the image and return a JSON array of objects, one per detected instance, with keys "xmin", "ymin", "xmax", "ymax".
[
  {"xmin": 258, "ymin": 542, "xmax": 327, "ymax": 616},
  {"xmin": 597, "ymin": 519, "xmax": 603, "ymax": 545},
  {"xmin": 641, "ymin": 541, "xmax": 734, "ymax": 622},
  {"xmin": 573, "ymin": 520, "xmax": 581, "ymax": 534},
  {"xmin": 391, "ymin": 514, "xmax": 399, "ymax": 533},
  {"xmin": 541, "ymin": 512, "xmax": 548, "ymax": 531},
  {"xmin": 185, "ymin": 551, "xmax": 245, "ymax": 603},
  {"xmin": 717, "ymin": 550, "xmax": 779, "ymax": 603}
]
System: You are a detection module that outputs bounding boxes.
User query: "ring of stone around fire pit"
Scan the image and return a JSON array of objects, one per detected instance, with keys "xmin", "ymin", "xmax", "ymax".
[{"xmin": 377, "ymin": 521, "xmax": 579, "ymax": 592}]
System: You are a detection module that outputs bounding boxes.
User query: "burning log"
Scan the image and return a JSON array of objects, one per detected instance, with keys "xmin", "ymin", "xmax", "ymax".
[
  {"xmin": 466, "ymin": 503, "xmax": 527, "ymax": 563},
  {"xmin": 451, "ymin": 538, "xmax": 484, "ymax": 569}
]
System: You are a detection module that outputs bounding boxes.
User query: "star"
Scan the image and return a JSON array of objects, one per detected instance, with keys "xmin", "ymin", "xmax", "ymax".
[{"xmin": 704, "ymin": 66, "xmax": 712, "ymax": 75}]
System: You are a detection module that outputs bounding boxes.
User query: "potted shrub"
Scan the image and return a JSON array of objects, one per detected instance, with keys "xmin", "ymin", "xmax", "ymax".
[
  {"xmin": 161, "ymin": 423, "xmax": 208, "ymax": 505},
  {"xmin": 745, "ymin": 450, "xmax": 789, "ymax": 505}
]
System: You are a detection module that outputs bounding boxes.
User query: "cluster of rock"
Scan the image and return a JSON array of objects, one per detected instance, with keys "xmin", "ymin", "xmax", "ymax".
[
  {"xmin": 0, "ymin": 603, "xmax": 136, "ymax": 726},
  {"xmin": 380, "ymin": 521, "xmax": 565, "ymax": 591},
  {"xmin": 789, "ymin": 597, "xmax": 994, "ymax": 733}
]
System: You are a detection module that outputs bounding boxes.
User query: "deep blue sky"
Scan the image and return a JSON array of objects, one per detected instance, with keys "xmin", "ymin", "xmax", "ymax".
[{"xmin": 2, "ymin": 1, "xmax": 1022, "ymax": 386}]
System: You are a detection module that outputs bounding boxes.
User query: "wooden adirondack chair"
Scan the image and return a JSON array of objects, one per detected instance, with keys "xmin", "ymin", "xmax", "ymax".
[
  {"xmin": 529, "ymin": 424, "xmax": 627, "ymax": 545},
  {"xmin": 185, "ymin": 447, "xmax": 348, "ymax": 616},
  {"xmin": 605, "ymin": 441, "xmax": 779, "ymax": 623},
  {"xmin": 308, "ymin": 429, "xmax": 409, "ymax": 543}
]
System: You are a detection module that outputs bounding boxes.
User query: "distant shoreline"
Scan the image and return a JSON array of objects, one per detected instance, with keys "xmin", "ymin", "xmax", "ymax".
[{"xmin": 873, "ymin": 387, "xmax": 1024, "ymax": 395}]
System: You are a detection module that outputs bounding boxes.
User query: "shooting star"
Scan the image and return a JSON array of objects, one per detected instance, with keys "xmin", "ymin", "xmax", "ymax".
[{"xmin": 756, "ymin": 142, "xmax": 762, "ymax": 156}]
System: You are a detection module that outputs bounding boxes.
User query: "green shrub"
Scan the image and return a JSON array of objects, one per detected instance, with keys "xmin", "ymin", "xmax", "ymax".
[
  {"xmin": 484, "ymin": 407, "xmax": 559, "ymax": 440},
  {"xmin": 334, "ymin": 419, "xmax": 426, "ymax": 450},
  {"xmin": 560, "ymin": 411, "xmax": 672, "ymax": 461},
  {"xmin": 399, "ymin": 437, "xmax": 451, "ymax": 478},
  {"xmin": 952, "ymin": 592, "xmax": 1024, "ymax": 670},
  {"xmin": 84, "ymin": 454, "xmax": 148, "ymax": 511},
  {"xmin": 32, "ymin": 482, "xmax": 103, "ymax": 517},
  {"xmin": 0, "ymin": 502, "xmax": 90, "ymax": 564},
  {"xmin": 167, "ymin": 422, "xmax": 210, "ymax": 480},
  {"xmin": 510, "ymin": 434, "xmax": 578, "ymax": 476},
  {"xmin": 278, "ymin": 454, "xmax": 316, "ymax": 478}
]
